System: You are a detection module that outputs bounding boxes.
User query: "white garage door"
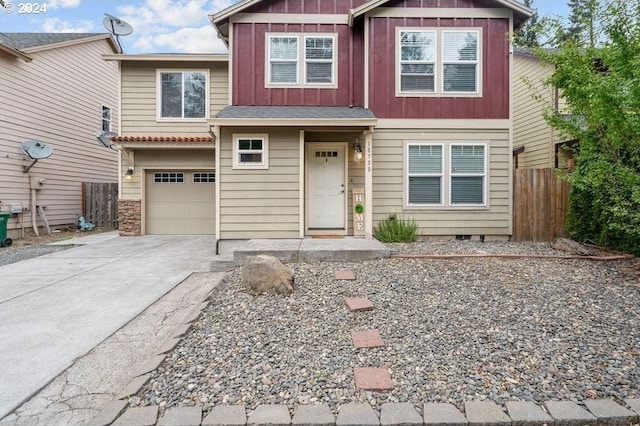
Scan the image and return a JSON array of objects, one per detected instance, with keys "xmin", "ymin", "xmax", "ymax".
[{"xmin": 145, "ymin": 170, "xmax": 215, "ymax": 235}]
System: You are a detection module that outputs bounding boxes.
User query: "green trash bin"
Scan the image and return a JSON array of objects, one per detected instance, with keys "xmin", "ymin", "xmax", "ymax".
[{"xmin": 0, "ymin": 211, "xmax": 12, "ymax": 247}]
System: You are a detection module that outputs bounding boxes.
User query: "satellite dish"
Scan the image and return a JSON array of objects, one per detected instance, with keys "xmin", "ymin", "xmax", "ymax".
[
  {"xmin": 95, "ymin": 130, "xmax": 118, "ymax": 149},
  {"xmin": 20, "ymin": 140, "xmax": 53, "ymax": 173},
  {"xmin": 103, "ymin": 13, "xmax": 133, "ymax": 52}
]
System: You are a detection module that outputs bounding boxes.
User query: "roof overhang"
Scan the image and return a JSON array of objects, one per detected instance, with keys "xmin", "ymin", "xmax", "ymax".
[
  {"xmin": 348, "ymin": 0, "xmax": 533, "ymax": 27},
  {"xmin": 21, "ymin": 34, "xmax": 121, "ymax": 54},
  {"xmin": 210, "ymin": 117, "xmax": 378, "ymax": 127},
  {"xmin": 113, "ymin": 135, "xmax": 215, "ymax": 149},
  {"xmin": 103, "ymin": 53, "xmax": 228, "ymax": 62},
  {"xmin": 0, "ymin": 43, "xmax": 32, "ymax": 62}
]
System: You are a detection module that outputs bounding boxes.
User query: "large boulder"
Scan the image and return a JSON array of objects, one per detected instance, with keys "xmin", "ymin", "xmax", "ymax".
[
  {"xmin": 550, "ymin": 238, "xmax": 596, "ymax": 256},
  {"xmin": 242, "ymin": 255, "xmax": 294, "ymax": 295}
]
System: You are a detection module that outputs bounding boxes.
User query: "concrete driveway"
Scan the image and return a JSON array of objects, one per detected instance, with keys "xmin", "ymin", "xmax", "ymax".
[{"xmin": 0, "ymin": 234, "xmax": 215, "ymax": 419}]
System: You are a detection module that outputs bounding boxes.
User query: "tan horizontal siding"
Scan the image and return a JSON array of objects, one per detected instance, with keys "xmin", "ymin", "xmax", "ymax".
[
  {"xmin": 372, "ymin": 127, "xmax": 511, "ymax": 237},
  {"xmin": 219, "ymin": 128, "xmax": 300, "ymax": 239},
  {"xmin": 120, "ymin": 61, "xmax": 228, "ymax": 136},
  {"xmin": 0, "ymin": 39, "xmax": 119, "ymax": 232},
  {"xmin": 119, "ymin": 149, "xmax": 215, "ymax": 201},
  {"xmin": 513, "ymin": 55, "xmax": 556, "ymax": 169}
]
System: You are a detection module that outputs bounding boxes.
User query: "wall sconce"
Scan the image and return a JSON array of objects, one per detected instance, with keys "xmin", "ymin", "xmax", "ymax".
[
  {"xmin": 124, "ymin": 167, "xmax": 134, "ymax": 180},
  {"xmin": 354, "ymin": 138, "xmax": 363, "ymax": 162}
]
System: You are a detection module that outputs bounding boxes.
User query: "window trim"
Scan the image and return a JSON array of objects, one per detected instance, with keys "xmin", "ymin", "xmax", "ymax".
[
  {"xmin": 398, "ymin": 30, "xmax": 438, "ymax": 95},
  {"xmin": 396, "ymin": 27, "xmax": 483, "ymax": 98},
  {"xmin": 404, "ymin": 141, "xmax": 489, "ymax": 209},
  {"xmin": 232, "ymin": 134, "xmax": 269, "ymax": 170},
  {"xmin": 406, "ymin": 143, "xmax": 444, "ymax": 207},
  {"xmin": 156, "ymin": 69, "xmax": 210, "ymax": 122},
  {"xmin": 266, "ymin": 33, "xmax": 338, "ymax": 89},
  {"xmin": 101, "ymin": 105, "xmax": 111, "ymax": 132}
]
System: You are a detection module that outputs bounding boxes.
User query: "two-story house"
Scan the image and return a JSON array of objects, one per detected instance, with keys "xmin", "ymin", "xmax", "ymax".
[
  {"xmin": 513, "ymin": 48, "xmax": 575, "ymax": 169},
  {"xmin": 0, "ymin": 33, "xmax": 120, "ymax": 239},
  {"xmin": 111, "ymin": 0, "xmax": 532, "ymax": 244}
]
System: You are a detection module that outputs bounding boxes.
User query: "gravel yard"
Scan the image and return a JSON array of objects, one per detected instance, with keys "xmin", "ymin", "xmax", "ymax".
[{"xmin": 139, "ymin": 240, "xmax": 640, "ymax": 416}]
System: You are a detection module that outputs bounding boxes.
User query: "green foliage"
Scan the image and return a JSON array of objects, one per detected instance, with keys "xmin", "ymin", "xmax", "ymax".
[
  {"xmin": 537, "ymin": 0, "xmax": 640, "ymax": 255},
  {"xmin": 373, "ymin": 213, "xmax": 419, "ymax": 243}
]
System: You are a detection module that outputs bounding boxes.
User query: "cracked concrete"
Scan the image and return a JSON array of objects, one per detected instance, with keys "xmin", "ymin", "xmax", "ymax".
[{"xmin": 0, "ymin": 272, "xmax": 224, "ymax": 426}]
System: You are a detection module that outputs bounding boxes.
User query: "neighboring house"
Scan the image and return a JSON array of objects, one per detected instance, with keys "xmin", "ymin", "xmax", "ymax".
[
  {"xmin": 513, "ymin": 48, "xmax": 574, "ymax": 169},
  {"xmin": 111, "ymin": 0, "xmax": 532, "ymax": 242},
  {"xmin": 0, "ymin": 33, "xmax": 120, "ymax": 238}
]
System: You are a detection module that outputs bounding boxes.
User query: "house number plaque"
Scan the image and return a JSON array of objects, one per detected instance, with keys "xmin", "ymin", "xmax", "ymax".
[{"xmin": 352, "ymin": 187, "xmax": 365, "ymax": 236}]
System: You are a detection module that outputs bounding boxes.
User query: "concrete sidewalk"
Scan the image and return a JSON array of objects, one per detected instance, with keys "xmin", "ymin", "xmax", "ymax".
[{"xmin": 0, "ymin": 235, "xmax": 215, "ymax": 420}]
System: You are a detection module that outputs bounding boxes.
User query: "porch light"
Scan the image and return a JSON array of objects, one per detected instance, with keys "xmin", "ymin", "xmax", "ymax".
[
  {"xmin": 355, "ymin": 138, "xmax": 363, "ymax": 162},
  {"xmin": 124, "ymin": 167, "xmax": 134, "ymax": 180}
]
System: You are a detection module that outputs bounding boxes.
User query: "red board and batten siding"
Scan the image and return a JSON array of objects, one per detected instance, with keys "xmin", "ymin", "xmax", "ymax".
[
  {"xmin": 232, "ymin": 22, "xmax": 365, "ymax": 107},
  {"xmin": 368, "ymin": 17, "xmax": 510, "ymax": 119},
  {"xmin": 381, "ymin": 0, "xmax": 501, "ymax": 8},
  {"xmin": 244, "ymin": 0, "xmax": 368, "ymax": 14}
]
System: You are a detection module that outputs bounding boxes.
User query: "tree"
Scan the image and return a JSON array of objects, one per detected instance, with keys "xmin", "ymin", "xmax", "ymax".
[
  {"xmin": 513, "ymin": 0, "xmax": 563, "ymax": 48},
  {"xmin": 566, "ymin": 0, "xmax": 600, "ymax": 47},
  {"xmin": 537, "ymin": 0, "xmax": 640, "ymax": 255}
]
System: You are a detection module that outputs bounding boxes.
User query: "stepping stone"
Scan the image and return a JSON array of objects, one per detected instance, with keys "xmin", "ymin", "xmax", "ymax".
[
  {"xmin": 464, "ymin": 401, "xmax": 510, "ymax": 426},
  {"xmin": 159, "ymin": 406, "xmax": 202, "ymax": 426},
  {"xmin": 351, "ymin": 329, "xmax": 385, "ymax": 349},
  {"xmin": 380, "ymin": 402, "xmax": 422, "ymax": 425},
  {"xmin": 544, "ymin": 401, "xmax": 597, "ymax": 426},
  {"xmin": 625, "ymin": 399, "xmax": 640, "ymax": 416},
  {"xmin": 584, "ymin": 399, "xmax": 638, "ymax": 425},
  {"xmin": 202, "ymin": 405, "xmax": 247, "ymax": 426},
  {"xmin": 335, "ymin": 270, "xmax": 356, "ymax": 280},
  {"xmin": 345, "ymin": 296, "xmax": 374, "ymax": 311},
  {"xmin": 505, "ymin": 401, "xmax": 554, "ymax": 426},
  {"xmin": 248, "ymin": 404, "xmax": 290, "ymax": 426},
  {"xmin": 89, "ymin": 400, "xmax": 128, "ymax": 426},
  {"xmin": 292, "ymin": 405, "xmax": 335, "ymax": 426},
  {"xmin": 354, "ymin": 367, "xmax": 393, "ymax": 391},
  {"xmin": 336, "ymin": 403, "xmax": 379, "ymax": 425},
  {"xmin": 112, "ymin": 406, "xmax": 158, "ymax": 426},
  {"xmin": 423, "ymin": 403, "xmax": 468, "ymax": 426}
]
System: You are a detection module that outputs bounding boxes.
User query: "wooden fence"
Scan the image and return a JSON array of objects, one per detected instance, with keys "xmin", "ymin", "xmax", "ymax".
[
  {"xmin": 82, "ymin": 182, "xmax": 118, "ymax": 228},
  {"xmin": 513, "ymin": 168, "xmax": 571, "ymax": 241}
]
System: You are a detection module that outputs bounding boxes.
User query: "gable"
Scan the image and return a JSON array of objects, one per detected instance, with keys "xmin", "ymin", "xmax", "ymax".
[{"xmin": 212, "ymin": 0, "xmax": 533, "ymax": 34}]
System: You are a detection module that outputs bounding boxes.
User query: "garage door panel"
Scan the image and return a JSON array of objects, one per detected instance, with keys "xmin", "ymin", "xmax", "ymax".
[{"xmin": 145, "ymin": 170, "xmax": 215, "ymax": 235}]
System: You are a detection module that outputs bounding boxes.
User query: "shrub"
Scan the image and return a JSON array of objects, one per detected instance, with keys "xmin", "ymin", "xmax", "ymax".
[{"xmin": 373, "ymin": 213, "xmax": 419, "ymax": 243}]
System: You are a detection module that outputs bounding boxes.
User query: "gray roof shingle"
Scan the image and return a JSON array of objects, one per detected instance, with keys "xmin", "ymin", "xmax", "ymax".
[
  {"xmin": 214, "ymin": 106, "xmax": 376, "ymax": 120},
  {"xmin": 0, "ymin": 32, "xmax": 107, "ymax": 50}
]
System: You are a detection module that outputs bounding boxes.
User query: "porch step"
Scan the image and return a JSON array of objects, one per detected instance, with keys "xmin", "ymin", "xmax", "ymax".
[{"xmin": 219, "ymin": 238, "xmax": 390, "ymax": 266}]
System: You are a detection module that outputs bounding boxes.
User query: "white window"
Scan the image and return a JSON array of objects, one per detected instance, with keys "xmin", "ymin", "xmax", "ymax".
[
  {"xmin": 442, "ymin": 31, "xmax": 479, "ymax": 93},
  {"xmin": 399, "ymin": 31, "xmax": 436, "ymax": 93},
  {"xmin": 154, "ymin": 172, "xmax": 184, "ymax": 183},
  {"xmin": 450, "ymin": 145, "xmax": 485, "ymax": 205},
  {"xmin": 233, "ymin": 134, "xmax": 269, "ymax": 170},
  {"xmin": 193, "ymin": 172, "xmax": 215, "ymax": 183},
  {"xmin": 406, "ymin": 142, "xmax": 487, "ymax": 207},
  {"xmin": 397, "ymin": 28, "xmax": 481, "ymax": 96},
  {"xmin": 157, "ymin": 70, "xmax": 208, "ymax": 120},
  {"xmin": 304, "ymin": 36, "xmax": 334, "ymax": 84},
  {"xmin": 267, "ymin": 33, "xmax": 336, "ymax": 87},
  {"xmin": 269, "ymin": 36, "xmax": 298, "ymax": 84},
  {"xmin": 407, "ymin": 144, "xmax": 443, "ymax": 205},
  {"xmin": 102, "ymin": 106, "xmax": 111, "ymax": 132}
]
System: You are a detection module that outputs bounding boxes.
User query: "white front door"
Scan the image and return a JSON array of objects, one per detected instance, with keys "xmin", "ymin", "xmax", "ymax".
[{"xmin": 308, "ymin": 145, "xmax": 346, "ymax": 229}]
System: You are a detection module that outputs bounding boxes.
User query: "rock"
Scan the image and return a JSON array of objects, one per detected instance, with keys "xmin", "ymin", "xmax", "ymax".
[
  {"xmin": 550, "ymin": 238, "xmax": 596, "ymax": 256},
  {"xmin": 242, "ymin": 255, "xmax": 294, "ymax": 295}
]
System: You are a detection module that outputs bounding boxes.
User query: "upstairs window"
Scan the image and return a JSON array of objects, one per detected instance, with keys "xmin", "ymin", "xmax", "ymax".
[
  {"xmin": 101, "ymin": 106, "xmax": 111, "ymax": 132},
  {"xmin": 267, "ymin": 33, "xmax": 336, "ymax": 88},
  {"xmin": 158, "ymin": 70, "xmax": 208, "ymax": 120},
  {"xmin": 443, "ymin": 31, "xmax": 479, "ymax": 93},
  {"xmin": 400, "ymin": 31, "xmax": 436, "ymax": 93},
  {"xmin": 397, "ymin": 28, "xmax": 481, "ymax": 96},
  {"xmin": 269, "ymin": 37, "xmax": 298, "ymax": 84}
]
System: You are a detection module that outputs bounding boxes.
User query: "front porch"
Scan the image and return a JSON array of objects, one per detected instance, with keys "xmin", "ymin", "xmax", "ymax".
[{"xmin": 210, "ymin": 237, "xmax": 390, "ymax": 271}]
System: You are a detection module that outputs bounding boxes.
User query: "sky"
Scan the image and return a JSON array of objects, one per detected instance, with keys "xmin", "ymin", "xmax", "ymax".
[{"xmin": 0, "ymin": 0, "xmax": 570, "ymax": 54}]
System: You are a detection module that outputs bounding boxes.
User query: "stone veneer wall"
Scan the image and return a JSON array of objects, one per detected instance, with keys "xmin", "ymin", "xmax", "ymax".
[{"xmin": 118, "ymin": 200, "xmax": 141, "ymax": 236}]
